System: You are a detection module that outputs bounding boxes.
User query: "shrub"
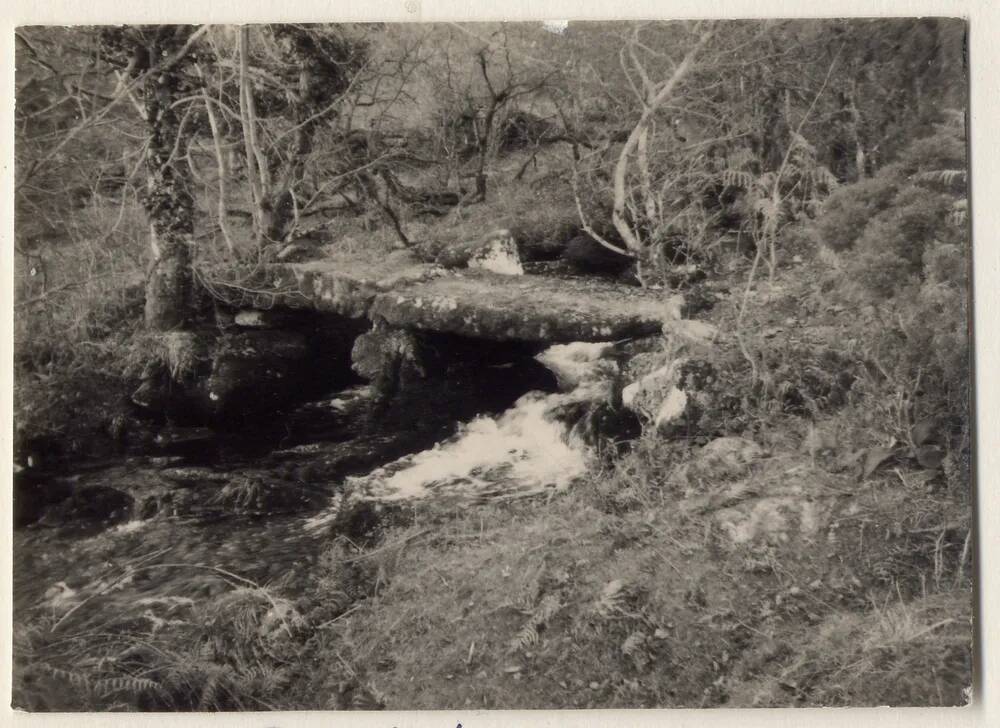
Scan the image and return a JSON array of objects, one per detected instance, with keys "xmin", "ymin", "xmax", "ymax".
[
  {"xmin": 810, "ymin": 168, "xmax": 900, "ymax": 252},
  {"xmin": 802, "ymin": 120, "xmax": 970, "ymax": 475},
  {"xmin": 851, "ymin": 186, "xmax": 955, "ymax": 283}
]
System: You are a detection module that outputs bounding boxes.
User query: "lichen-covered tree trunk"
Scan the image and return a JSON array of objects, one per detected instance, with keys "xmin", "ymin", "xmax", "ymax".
[
  {"xmin": 140, "ymin": 28, "xmax": 198, "ymax": 330},
  {"xmin": 143, "ymin": 143, "xmax": 195, "ymax": 329}
]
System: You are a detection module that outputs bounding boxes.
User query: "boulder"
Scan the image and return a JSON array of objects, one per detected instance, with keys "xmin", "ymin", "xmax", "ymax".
[
  {"xmin": 569, "ymin": 402, "xmax": 642, "ymax": 454},
  {"xmin": 621, "ymin": 354, "xmax": 721, "ymax": 438},
  {"xmin": 436, "ymin": 229, "xmax": 523, "ymax": 273},
  {"xmin": 622, "ymin": 359, "xmax": 680, "ymax": 419},
  {"xmin": 273, "ymin": 251, "xmax": 672, "ymax": 343},
  {"xmin": 233, "ymin": 309, "xmax": 302, "ymax": 329},
  {"xmin": 688, "ymin": 437, "xmax": 765, "ymax": 480},
  {"xmin": 618, "ymin": 312, "xmax": 727, "ymax": 439},
  {"xmin": 511, "ymin": 218, "xmax": 577, "ymax": 261},
  {"xmin": 369, "ymin": 275, "xmax": 668, "ymax": 343},
  {"xmin": 132, "ymin": 327, "xmax": 332, "ymax": 423},
  {"xmin": 38, "ymin": 485, "xmax": 134, "ymax": 529},
  {"xmin": 563, "ymin": 233, "xmax": 633, "ymax": 276},
  {"xmin": 131, "ymin": 375, "xmax": 172, "ymax": 414},
  {"xmin": 351, "ymin": 322, "xmax": 427, "ymax": 399},
  {"xmin": 131, "ymin": 330, "xmax": 213, "ymax": 419},
  {"xmin": 13, "ymin": 473, "xmax": 74, "ymax": 527},
  {"xmin": 467, "ymin": 234, "xmax": 524, "ymax": 276},
  {"xmin": 205, "ymin": 330, "xmax": 310, "ymax": 419}
]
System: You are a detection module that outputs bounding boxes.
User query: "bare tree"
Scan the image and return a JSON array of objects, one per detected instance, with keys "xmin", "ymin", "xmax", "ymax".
[
  {"xmin": 571, "ymin": 21, "xmax": 716, "ymax": 261},
  {"xmin": 99, "ymin": 25, "xmax": 208, "ymax": 330}
]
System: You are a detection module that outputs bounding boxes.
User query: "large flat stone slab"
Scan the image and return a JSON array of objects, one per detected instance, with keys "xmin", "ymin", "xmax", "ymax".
[{"xmin": 267, "ymin": 251, "xmax": 676, "ymax": 343}]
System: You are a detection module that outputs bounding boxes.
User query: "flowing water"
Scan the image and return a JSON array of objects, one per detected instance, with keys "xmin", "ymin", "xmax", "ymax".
[{"xmin": 13, "ymin": 342, "xmax": 618, "ymax": 627}]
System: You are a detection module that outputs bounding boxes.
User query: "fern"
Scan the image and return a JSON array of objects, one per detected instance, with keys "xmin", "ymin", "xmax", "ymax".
[
  {"xmin": 36, "ymin": 662, "xmax": 93, "ymax": 691},
  {"xmin": 726, "ymin": 146, "xmax": 756, "ymax": 169},
  {"xmin": 198, "ymin": 669, "xmax": 226, "ymax": 710},
  {"xmin": 350, "ymin": 681, "xmax": 387, "ymax": 710},
  {"xmin": 509, "ymin": 594, "xmax": 562, "ymax": 652},
  {"xmin": 94, "ymin": 675, "xmax": 161, "ymax": 697},
  {"xmin": 594, "ymin": 579, "xmax": 628, "ymax": 618},
  {"xmin": 915, "ymin": 169, "xmax": 967, "ymax": 187},
  {"xmin": 535, "ymin": 594, "xmax": 561, "ymax": 623},
  {"xmin": 510, "ymin": 623, "xmax": 539, "ymax": 651},
  {"xmin": 621, "ymin": 630, "xmax": 651, "ymax": 669},
  {"xmin": 810, "ymin": 166, "xmax": 840, "ymax": 190},
  {"xmin": 721, "ymin": 169, "xmax": 755, "ymax": 190}
]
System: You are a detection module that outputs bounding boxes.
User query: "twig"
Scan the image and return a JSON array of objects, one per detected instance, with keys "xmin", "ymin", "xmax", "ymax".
[
  {"xmin": 954, "ymin": 529, "xmax": 972, "ymax": 588},
  {"xmin": 198, "ymin": 75, "xmax": 236, "ymax": 254},
  {"xmin": 318, "ymin": 603, "xmax": 365, "ymax": 629},
  {"xmin": 17, "ymin": 25, "xmax": 210, "ymax": 191},
  {"xmin": 341, "ymin": 528, "xmax": 432, "ymax": 564}
]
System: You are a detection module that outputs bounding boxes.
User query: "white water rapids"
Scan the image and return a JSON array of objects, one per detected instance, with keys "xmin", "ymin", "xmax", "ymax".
[
  {"xmin": 359, "ymin": 341, "xmax": 617, "ymax": 502},
  {"xmin": 304, "ymin": 342, "xmax": 617, "ymax": 528}
]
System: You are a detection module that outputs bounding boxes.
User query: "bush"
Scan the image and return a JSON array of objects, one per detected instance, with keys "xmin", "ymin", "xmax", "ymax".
[
  {"xmin": 849, "ymin": 186, "xmax": 955, "ymax": 291},
  {"xmin": 811, "ymin": 170, "xmax": 902, "ymax": 252},
  {"xmin": 812, "ymin": 122, "xmax": 970, "ymax": 462}
]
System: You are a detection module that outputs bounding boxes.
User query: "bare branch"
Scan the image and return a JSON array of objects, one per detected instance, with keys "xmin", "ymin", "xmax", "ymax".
[{"xmin": 16, "ymin": 25, "xmax": 210, "ymax": 192}]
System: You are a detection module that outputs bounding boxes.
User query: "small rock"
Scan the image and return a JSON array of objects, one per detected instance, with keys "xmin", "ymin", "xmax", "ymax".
[
  {"xmin": 147, "ymin": 456, "xmax": 185, "ymax": 469},
  {"xmin": 654, "ymin": 387, "xmax": 689, "ymax": 431},
  {"xmin": 154, "ymin": 426, "xmax": 216, "ymax": 451},
  {"xmin": 233, "ymin": 309, "xmax": 300, "ymax": 328},
  {"xmin": 675, "ymin": 437, "xmax": 765, "ymax": 487},
  {"xmin": 161, "ymin": 467, "xmax": 229, "ymax": 487},
  {"xmin": 669, "ymin": 319, "xmax": 718, "ymax": 346}
]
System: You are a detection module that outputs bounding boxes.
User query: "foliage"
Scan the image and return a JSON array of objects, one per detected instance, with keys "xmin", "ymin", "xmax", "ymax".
[
  {"xmin": 809, "ymin": 121, "xmax": 969, "ymax": 448},
  {"xmin": 813, "ymin": 172, "xmax": 903, "ymax": 253},
  {"xmin": 13, "ymin": 567, "xmax": 310, "ymax": 711}
]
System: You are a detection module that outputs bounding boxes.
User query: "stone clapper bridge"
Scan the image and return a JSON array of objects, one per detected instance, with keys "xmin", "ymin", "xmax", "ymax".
[
  {"xmin": 158, "ymin": 233, "xmax": 705, "ymax": 457},
  {"xmin": 144, "ymin": 236, "xmax": 710, "ymax": 500},
  {"xmin": 249, "ymin": 243, "xmax": 693, "ymax": 501},
  {"xmin": 264, "ymin": 247, "xmax": 680, "ymax": 345}
]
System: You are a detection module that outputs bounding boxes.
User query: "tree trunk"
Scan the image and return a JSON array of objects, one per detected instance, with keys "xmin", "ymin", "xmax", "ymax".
[
  {"xmin": 142, "ymin": 29, "xmax": 197, "ymax": 330},
  {"xmin": 145, "ymin": 225, "xmax": 193, "ymax": 330}
]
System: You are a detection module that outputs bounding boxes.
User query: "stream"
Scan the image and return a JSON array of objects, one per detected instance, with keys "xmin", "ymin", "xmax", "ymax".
[{"xmin": 13, "ymin": 341, "xmax": 618, "ymax": 623}]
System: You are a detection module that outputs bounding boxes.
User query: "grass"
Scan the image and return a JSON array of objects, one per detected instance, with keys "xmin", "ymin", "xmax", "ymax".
[{"xmin": 287, "ymin": 422, "xmax": 971, "ymax": 709}]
